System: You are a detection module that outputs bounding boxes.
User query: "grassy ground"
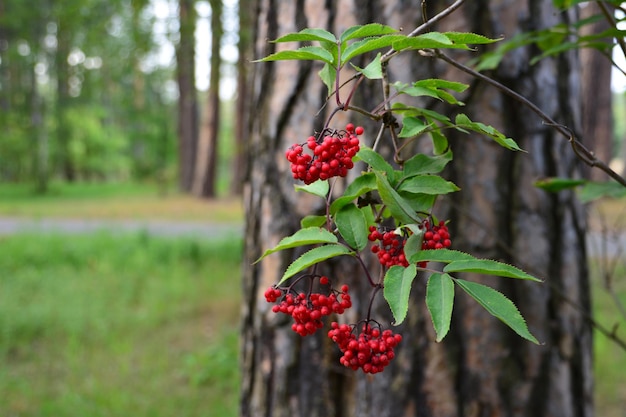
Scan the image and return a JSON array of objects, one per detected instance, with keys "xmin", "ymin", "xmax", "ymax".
[
  {"xmin": 0, "ymin": 233, "xmax": 241, "ymax": 417},
  {"xmin": 0, "ymin": 182, "xmax": 243, "ymax": 223}
]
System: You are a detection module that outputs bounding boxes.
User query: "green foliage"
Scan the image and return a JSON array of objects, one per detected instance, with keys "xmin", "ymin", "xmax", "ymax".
[
  {"xmin": 426, "ymin": 273, "xmax": 455, "ymax": 342},
  {"xmin": 258, "ymin": 23, "xmax": 544, "ymax": 355},
  {"xmin": 454, "ymin": 279, "xmax": 538, "ymax": 343},
  {"xmin": 383, "ymin": 264, "xmax": 417, "ymax": 325},
  {"xmin": 0, "ymin": 233, "xmax": 241, "ymax": 416}
]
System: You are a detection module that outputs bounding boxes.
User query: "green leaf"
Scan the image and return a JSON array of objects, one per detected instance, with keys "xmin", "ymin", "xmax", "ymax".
[
  {"xmin": 579, "ymin": 180, "xmax": 626, "ymax": 202},
  {"xmin": 444, "ymin": 259, "xmax": 542, "ymax": 282},
  {"xmin": 383, "ymin": 264, "xmax": 417, "ymax": 325},
  {"xmin": 330, "ymin": 172, "xmax": 377, "ymax": 215},
  {"xmin": 414, "ymin": 78, "xmax": 469, "ymax": 93},
  {"xmin": 399, "ymin": 192, "xmax": 436, "ymax": 215},
  {"xmin": 356, "ymin": 147, "xmax": 395, "ymax": 179},
  {"xmin": 295, "ymin": 179, "xmax": 329, "ymax": 198},
  {"xmin": 399, "ymin": 116, "xmax": 431, "ymax": 138},
  {"xmin": 273, "ymin": 28, "xmax": 337, "ymax": 44},
  {"xmin": 534, "ymin": 177, "xmax": 586, "ymax": 192},
  {"xmin": 430, "ymin": 130, "xmax": 449, "ymax": 154},
  {"xmin": 256, "ymin": 227, "xmax": 338, "ymax": 262},
  {"xmin": 403, "ymin": 150, "xmax": 453, "ymax": 176},
  {"xmin": 454, "ymin": 279, "xmax": 539, "ymax": 344},
  {"xmin": 301, "ymin": 215, "xmax": 327, "ymax": 228},
  {"xmin": 443, "ymin": 32, "xmax": 502, "ymax": 46},
  {"xmin": 426, "ymin": 273, "xmax": 455, "ymax": 342},
  {"xmin": 318, "ymin": 63, "xmax": 336, "ymax": 95},
  {"xmin": 279, "ymin": 244, "xmax": 352, "ymax": 285},
  {"xmin": 398, "ymin": 175, "xmax": 460, "ymax": 195},
  {"xmin": 454, "ymin": 114, "xmax": 524, "ymax": 151},
  {"xmin": 258, "ymin": 46, "xmax": 335, "ymax": 65},
  {"xmin": 375, "ymin": 171, "xmax": 420, "ymax": 224},
  {"xmin": 335, "ymin": 203, "xmax": 369, "ymax": 251},
  {"xmin": 393, "ymin": 32, "xmax": 469, "ymax": 51},
  {"xmin": 410, "ymin": 248, "xmax": 475, "ymax": 264},
  {"xmin": 340, "ymin": 23, "xmax": 399, "ymax": 42},
  {"xmin": 341, "ymin": 35, "xmax": 406, "ymax": 63},
  {"xmin": 403, "ymin": 228, "xmax": 424, "ymax": 261},
  {"xmin": 351, "ymin": 53, "xmax": 383, "ymax": 79}
]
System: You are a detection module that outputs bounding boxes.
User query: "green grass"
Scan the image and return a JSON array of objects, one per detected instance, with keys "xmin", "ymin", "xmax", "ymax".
[
  {"xmin": 591, "ymin": 259, "xmax": 626, "ymax": 417},
  {"xmin": 0, "ymin": 233, "xmax": 241, "ymax": 417},
  {"xmin": 0, "ymin": 182, "xmax": 243, "ymax": 222}
]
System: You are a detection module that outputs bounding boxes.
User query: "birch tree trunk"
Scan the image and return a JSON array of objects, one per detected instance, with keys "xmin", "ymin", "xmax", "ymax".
[{"xmin": 241, "ymin": 1, "xmax": 592, "ymax": 416}]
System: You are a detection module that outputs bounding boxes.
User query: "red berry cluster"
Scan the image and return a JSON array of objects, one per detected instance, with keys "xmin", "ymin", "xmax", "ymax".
[
  {"xmin": 368, "ymin": 226, "xmax": 409, "ymax": 268},
  {"xmin": 422, "ymin": 220, "xmax": 452, "ymax": 250},
  {"xmin": 264, "ymin": 282, "xmax": 352, "ymax": 337},
  {"xmin": 285, "ymin": 124, "xmax": 362, "ymax": 184},
  {"xmin": 328, "ymin": 322, "xmax": 402, "ymax": 374}
]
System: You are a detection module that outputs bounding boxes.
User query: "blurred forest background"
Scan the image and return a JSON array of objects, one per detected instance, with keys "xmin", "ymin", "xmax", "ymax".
[{"xmin": 0, "ymin": 0, "xmax": 244, "ymax": 197}]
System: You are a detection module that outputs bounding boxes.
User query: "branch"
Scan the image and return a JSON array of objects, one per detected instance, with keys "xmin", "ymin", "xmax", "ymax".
[
  {"xmin": 434, "ymin": 50, "xmax": 626, "ymax": 187},
  {"xmin": 380, "ymin": 0, "xmax": 466, "ymax": 63}
]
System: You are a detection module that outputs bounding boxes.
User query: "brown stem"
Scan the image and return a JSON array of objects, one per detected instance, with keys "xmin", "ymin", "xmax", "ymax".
[{"xmin": 435, "ymin": 50, "xmax": 626, "ymax": 187}]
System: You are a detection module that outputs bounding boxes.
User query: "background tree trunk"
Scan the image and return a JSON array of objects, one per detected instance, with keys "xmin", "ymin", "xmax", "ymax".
[
  {"xmin": 192, "ymin": 0, "xmax": 222, "ymax": 198},
  {"xmin": 176, "ymin": 0, "xmax": 199, "ymax": 192},
  {"xmin": 580, "ymin": 2, "xmax": 613, "ymax": 181},
  {"xmin": 231, "ymin": 0, "xmax": 252, "ymax": 196},
  {"xmin": 241, "ymin": 1, "xmax": 592, "ymax": 417}
]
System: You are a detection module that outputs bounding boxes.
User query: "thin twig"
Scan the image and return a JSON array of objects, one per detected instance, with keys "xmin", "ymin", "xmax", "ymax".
[{"xmin": 434, "ymin": 50, "xmax": 626, "ymax": 187}]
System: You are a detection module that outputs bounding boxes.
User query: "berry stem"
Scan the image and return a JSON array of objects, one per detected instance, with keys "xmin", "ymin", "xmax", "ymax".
[
  {"xmin": 365, "ymin": 285, "xmax": 382, "ymax": 323},
  {"xmin": 355, "ymin": 251, "xmax": 377, "ymax": 287},
  {"xmin": 343, "ymin": 74, "xmax": 364, "ymax": 109},
  {"xmin": 335, "ymin": 41, "xmax": 344, "ymax": 108}
]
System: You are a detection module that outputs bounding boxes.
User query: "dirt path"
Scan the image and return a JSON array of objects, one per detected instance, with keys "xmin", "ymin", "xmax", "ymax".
[{"xmin": 0, "ymin": 217, "xmax": 242, "ymax": 240}]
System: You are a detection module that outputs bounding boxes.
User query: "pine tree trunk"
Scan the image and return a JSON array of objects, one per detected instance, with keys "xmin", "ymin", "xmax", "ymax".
[
  {"xmin": 580, "ymin": 2, "xmax": 613, "ymax": 181},
  {"xmin": 241, "ymin": 1, "xmax": 592, "ymax": 417},
  {"xmin": 231, "ymin": 0, "xmax": 252, "ymax": 196},
  {"xmin": 192, "ymin": 0, "xmax": 222, "ymax": 198},
  {"xmin": 176, "ymin": 0, "xmax": 199, "ymax": 192}
]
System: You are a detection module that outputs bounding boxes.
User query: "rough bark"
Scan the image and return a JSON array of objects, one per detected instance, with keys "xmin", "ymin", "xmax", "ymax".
[
  {"xmin": 192, "ymin": 0, "xmax": 222, "ymax": 198},
  {"xmin": 580, "ymin": 2, "xmax": 613, "ymax": 181},
  {"xmin": 176, "ymin": 0, "xmax": 199, "ymax": 192},
  {"xmin": 241, "ymin": 1, "xmax": 592, "ymax": 417}
]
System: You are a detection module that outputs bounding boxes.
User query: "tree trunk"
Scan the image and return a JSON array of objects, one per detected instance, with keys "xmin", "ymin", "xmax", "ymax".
[
  {"xmin": 241, "ymin": 1, "xmax": 592, "ymax": 417},
  {"xmin": 192, "ymin": 0, "xmax": 222, "ymax": 198},
  {"xmin": 231, "ymin": 0, "xmax": 252, "ymax": 196},
  {"xmin": 580, "ymin": 2, "xmax": 613, "ymax": 181},
  {"xmin": 176, "ymin": 0, "xmax": 199, "ymax": 192},
  {"xmin": 55, "ymin": 18, "xmax": 76, "ymax": 181}
]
